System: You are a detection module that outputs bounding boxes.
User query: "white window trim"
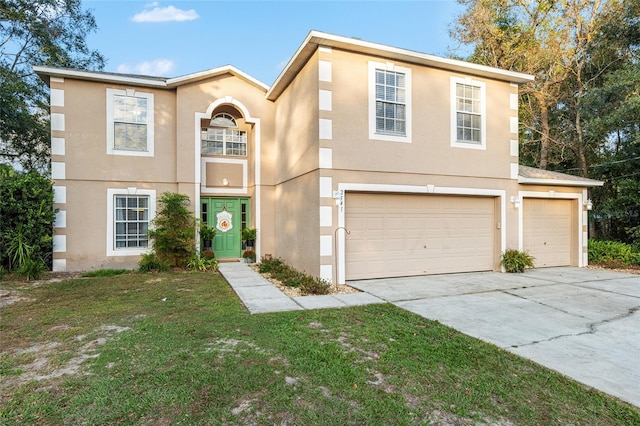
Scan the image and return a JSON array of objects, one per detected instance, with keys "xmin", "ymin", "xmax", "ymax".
[
  {"xmin": 106, "ymin": 188, "xmax": 156, "ymax": 256},
  {"xmin": 106, "ymin": 88, "xmax": 155, "ymax": 157},
  {"xmin": 368, "ymin": 61, "xmax": 412, "ymax": 143},
  {"xmin": 450, "ymin": 77, "xmax": 486, "ymax": 150}
]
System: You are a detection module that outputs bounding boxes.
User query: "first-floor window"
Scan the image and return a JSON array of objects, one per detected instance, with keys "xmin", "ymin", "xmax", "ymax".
[{"xmin": 114, "ymin": 195, "xmax": 149, "ymax": 249}]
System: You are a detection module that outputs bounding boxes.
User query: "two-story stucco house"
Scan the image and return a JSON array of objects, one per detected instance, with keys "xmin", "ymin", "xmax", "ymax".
[{"xmin": 34, "ymin": 30, "xmax": 602, "ymax": 283}]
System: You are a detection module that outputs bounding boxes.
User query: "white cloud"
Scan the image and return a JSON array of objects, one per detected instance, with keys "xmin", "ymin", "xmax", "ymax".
[
  {"xmin": 117, "ymin": 59, "xmax": 175, "ymax": 76},
  {"xmin": 132, "ymin": 2, "xmax": 199, "ymax": 23}
]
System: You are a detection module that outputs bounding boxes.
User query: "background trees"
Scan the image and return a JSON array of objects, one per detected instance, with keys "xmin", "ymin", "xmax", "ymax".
[
  {"xmin": 0, "ymin": 164, "xmax": 56, "ymax": 277},
  {"xmin": 452, "ymin": 0, "xmax": 640, "ymax": 243},
  {"xmin": 0, "ymin": 0, "xmax": 105, "ymax": 171},
  {"xmin": 1, "ymin": 0, "xmax": 104, "ymax": 274}
]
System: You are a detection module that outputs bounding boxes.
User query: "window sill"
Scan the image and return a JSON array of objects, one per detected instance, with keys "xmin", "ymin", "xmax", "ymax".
[
  {"xmin": 451, "ymin": 140, "xmax": 486, "ymax": 150},
  {"xmin": 370, "ymin": 132, "xmax": 411, "ymax": 143}
]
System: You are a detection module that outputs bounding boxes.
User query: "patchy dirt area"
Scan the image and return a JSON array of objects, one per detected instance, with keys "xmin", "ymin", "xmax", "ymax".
[{"xmin": 1, "ymin": 324, "xmax": 131, "ymax": 394}]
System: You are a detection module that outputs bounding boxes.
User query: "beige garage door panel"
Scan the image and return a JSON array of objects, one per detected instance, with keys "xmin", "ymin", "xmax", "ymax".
[
  {"xmin": 523, "ymin": 198, "xmax": 572, "ymax": 267},
  {"xmin": 346, "ymin": 193, "xmax": 495, "ymax": 280}
]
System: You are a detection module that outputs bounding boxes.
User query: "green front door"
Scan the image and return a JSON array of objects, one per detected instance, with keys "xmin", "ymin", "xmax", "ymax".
[{"xmin": 201, "ymin": 197, "xmax": 249, "ymax": 258}]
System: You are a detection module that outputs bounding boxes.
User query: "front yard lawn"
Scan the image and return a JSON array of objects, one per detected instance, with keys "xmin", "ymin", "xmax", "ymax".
[{"xmin": 1, "ymin": 271, "xmax": 638, "ymax": 425}]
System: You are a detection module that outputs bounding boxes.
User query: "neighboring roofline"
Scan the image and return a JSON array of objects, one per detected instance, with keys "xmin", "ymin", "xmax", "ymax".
[
  {"xmin": 33, "ymin": 64, "xmax": 269, "ymax": 92},
  {"xmin": 266, "ymin": 30, "xmax": 535, "ymax": 101},
  {"xmin": 518, "ymin": 165, "xmax": 604, "ymax": 187},
  {"xmin": 166, "ymin": 66, "xmax": 269, "ymax": 91},
  {"xmin": 33, "ymin": 65, "xmax": 167, "ymax": 88}
]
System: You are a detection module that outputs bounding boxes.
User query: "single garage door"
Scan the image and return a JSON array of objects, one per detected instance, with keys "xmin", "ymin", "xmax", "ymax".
[
  {"xmin": 523, "ymin": 198, "xmax": 574, "ymax": 267},
  {"xmin": 345, "ymin": 193, "xmax": 496, "ymax": 280}
]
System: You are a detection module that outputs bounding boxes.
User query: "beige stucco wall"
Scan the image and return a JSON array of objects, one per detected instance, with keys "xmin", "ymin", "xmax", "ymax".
[
  {"xmin": 274, "ymin": 53, "xmax": 320, "ymax": 183},
  {"xmin": 57, "ymin": 79, "xmax": 177, "ymax": 183},
  {"xmin": 329, "ymin": 48, "xmax": 515, "ymax": 179},
  {"xmin": 274, "ymin": 171, "xmax": 320, "ymax": 275},
  {"xmin": 270, "ymin": 52, "xmax": 322, "ymax": 273},
  {"xmin": 57, "ymin": 181, "xmax": 179, "ymax": 271}
]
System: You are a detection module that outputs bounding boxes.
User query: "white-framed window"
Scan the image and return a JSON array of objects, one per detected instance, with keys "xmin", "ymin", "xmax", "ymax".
[
  {"xmin": 368, "ymin": 61, "xmax": 412, "ymax": 143},
  {"xmin": 201, "ymin": 113, "xmax": 247, "ymax": 156},
  {"xmin": 450, "ymin": 77, "xmax": 486, "ymax": 150},
  {"xmin": 106, "ymin": 188, "xmax": 156, "ymax": 256},
  {"xmin": 106, "ymin": 89, "xmax": 154, "ymax": 156}
]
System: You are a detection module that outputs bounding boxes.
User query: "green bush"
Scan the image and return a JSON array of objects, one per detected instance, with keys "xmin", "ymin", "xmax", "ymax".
[
  {"xmin": 501, "ymin": 249, "xmax": 535, "ymax": 273},
  {"xmin": 0, "ymin": 165, "xmax": 56, "ymax": 271},
  {"xmin": 298, "ymin": 274, "xmax": 331, "ymax": 295},
  {"xmin": 82, "ymin": 269, "xmax": 130, "ymax": 278},
  {"xmin": 258, "ymin": 257, "xmax": 287, "ymax": 275},
  {"xmin": 258, "ymin": 256, "xmax": 331, "ymax": 295},
  {"xmin": 201, "ymin": 249, "xmax": 216, "ymax": 260},
  {"xmin": 187, "ymin": 255, "xmax": 218, "ymax": 272},
  {"xmin": 139, "ymin": 253, "xmax": 170, "ymax": 273},
  {"xmin": 588, "ymin": 240, "xmax": 640, "ymax": 267},
  {"xmin": 148, "ymin": 192, "xmax": 196, "ymax": 267},
  {"xmin": 16, "ymin": 257, "xmax": 45, "ymax": 281}
]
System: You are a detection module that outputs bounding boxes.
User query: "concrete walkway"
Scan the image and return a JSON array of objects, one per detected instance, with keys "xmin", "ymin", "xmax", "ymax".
[
  {"xmin": 217, "ymin": 262, "xmax": 385, "ymax": 314},
  {"xmin": 218, "ymin": 262, "xmax": 640, "ymax": 407}
]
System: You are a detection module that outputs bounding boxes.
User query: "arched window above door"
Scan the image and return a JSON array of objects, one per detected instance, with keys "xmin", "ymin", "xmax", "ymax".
[
  {"xmin": 209, "ymin": 113, "xmax": 238, "ymax": 128},
  {"xmin": 202, "ymin": 112, "xmax": 247, "ymax": 156}
]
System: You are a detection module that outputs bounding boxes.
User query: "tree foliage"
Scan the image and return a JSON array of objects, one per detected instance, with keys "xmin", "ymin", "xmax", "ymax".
[
  {"xmin": 452, "ymin": 0, "xmax": 640, "ymax": 242},
  {"xmin": 0, "ymin": 0, "xmax": 105, "ymax": 170},
  {"xmin": 0, "ymin": 164, "xmax": 56, "ymax": 270}
]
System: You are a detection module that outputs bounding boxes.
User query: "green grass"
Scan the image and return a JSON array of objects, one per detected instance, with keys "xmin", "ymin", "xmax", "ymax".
[
  {"xmin": 81, "ymin": 268, "xmax": 131, "ymax": 278},
  {"xmin": 1, "ymin": 271, "xmax": 638, "ymax": 425}
]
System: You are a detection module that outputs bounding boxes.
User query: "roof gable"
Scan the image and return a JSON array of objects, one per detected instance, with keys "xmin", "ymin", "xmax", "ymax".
[
  {"xmin": 34, "ymin": 65, "xmax": 269, "ymax": 92},
  {"xmin": 266, "ymin": 30, "xmax": 535, "ymax": 101}
]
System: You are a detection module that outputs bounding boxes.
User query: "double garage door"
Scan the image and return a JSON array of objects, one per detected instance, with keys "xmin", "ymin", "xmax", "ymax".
[{"xmin": 345, "ymin": 193, "xmax": 497, "ymax": 280}]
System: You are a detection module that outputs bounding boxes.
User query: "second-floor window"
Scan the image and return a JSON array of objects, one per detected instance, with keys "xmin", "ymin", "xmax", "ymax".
[
  {"xmin": 368, "ymin": 61, "xmax": 412, "ymax": 143},
  {"xmin": 106, "ymin": 88, "xmax": 154, "ymax": 157},
  {"xmin": 451, "ymin": 77, "xmax": 486, "ymax": 150},
  {"xmin": 201, "ymin": 113, "xmax": 247, "ymax": 156},
  {"xmin": 375, "ymin": 69, "xmax": 406, "ymax": 136},
  {"xmin": 114, "ymin": 95, "xmax": 148, "ymax": 151}
]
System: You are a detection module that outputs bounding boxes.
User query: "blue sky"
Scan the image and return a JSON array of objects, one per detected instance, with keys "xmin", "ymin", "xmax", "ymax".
[{"xmin": 84, "ymin": 1, "xmax": 465, "ymax": 85}]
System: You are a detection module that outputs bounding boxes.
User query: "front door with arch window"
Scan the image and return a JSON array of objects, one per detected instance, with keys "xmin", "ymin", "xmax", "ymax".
[{"xmin": 201, "ymin": 197, "xmax": 249, "ymax": 258}]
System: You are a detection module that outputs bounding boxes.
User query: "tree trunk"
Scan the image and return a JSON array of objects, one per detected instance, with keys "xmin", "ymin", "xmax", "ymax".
[{"xmin": 539, "ymin": 102, "xmax": 550, "ymax": 169}]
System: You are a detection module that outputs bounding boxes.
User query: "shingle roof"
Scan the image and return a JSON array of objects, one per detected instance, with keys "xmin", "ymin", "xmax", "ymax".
[{"xmin": 519, "ymin": 165, "xmax": 604, "ymax": 187}]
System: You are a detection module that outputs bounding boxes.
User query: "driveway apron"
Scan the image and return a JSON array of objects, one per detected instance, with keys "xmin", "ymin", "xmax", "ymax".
[{"xmin": 349, "ymin": 267, "xmax": 640, "ymax": 408}]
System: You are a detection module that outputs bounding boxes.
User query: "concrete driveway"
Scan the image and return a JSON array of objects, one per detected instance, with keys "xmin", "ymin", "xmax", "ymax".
[{"xmin": 349, "ymin": 267, "xmax": 640, "ymax": 408}]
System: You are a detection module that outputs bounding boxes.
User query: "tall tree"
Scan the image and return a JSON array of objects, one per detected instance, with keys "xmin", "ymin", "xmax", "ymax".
[
  {"xmin": 579, "ymin": 1, "xmax": 640, "ymax": 241},
  {"xmin": 451, "ymin": 0, "xmax": 609, "ymax": 173},
  {"xmin": 0, "ymin": 0, "xmax": 105, "ymax": 171}
]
